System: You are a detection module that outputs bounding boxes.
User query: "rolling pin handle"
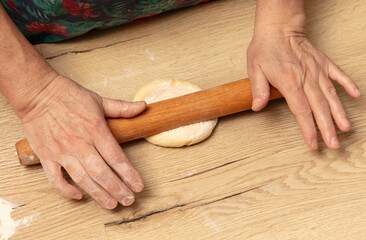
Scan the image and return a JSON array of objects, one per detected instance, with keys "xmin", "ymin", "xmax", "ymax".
[{"xmin": 16, "ymin": 139, "xmax": 40, "ymax": 166}]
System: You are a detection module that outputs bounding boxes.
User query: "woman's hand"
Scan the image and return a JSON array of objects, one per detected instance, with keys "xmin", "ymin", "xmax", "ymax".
[
  {"xmin": 1, "ymin": 4, "xmax": 145, "ymax": 209},
  {"xmin": 247, "ymin": 29, "xmax": 361, "ymax": 149},
  {"xmin": 18, "ymin": 75, "xmax": 146, "ymax": 209}
]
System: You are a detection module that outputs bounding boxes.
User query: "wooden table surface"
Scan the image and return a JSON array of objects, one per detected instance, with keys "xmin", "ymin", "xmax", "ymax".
[{"xmin": 1, "ymin": 0, "xmax": 365, "ymax": 239}]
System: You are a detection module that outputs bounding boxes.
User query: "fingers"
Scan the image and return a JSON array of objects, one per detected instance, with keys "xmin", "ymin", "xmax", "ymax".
[
  {"xmin": 281, "ymin": 87, "xmax": 319, "ymax": 150},
  {"xmin": 328, "ymin": 62, "xmax": 361, "ymax": 98},
  {"xmin": 41, "ymin": 160, "xmax": 83, "ymax": 200},
  {"xmin": 80, "ymin": 147, "xmax": 136, "ymax": 207},
  {"xmin": 94, "ymin": 127, "xmax": 144, "ymax": 193},
  {"xmin": 62, "ymin": 157, "xmax": 118, "ymax": 209},
  {"xmin": 45, "ymin": 141, "xmax": 138, "ymax": 209},
  {"xmin": 319, "ymin": 74, "xmax": 351, "ymax": 132},
  {"xmin": 102, "ymin": 98, "xmax": 146, "ymax": 118},
  {"xmin": 303, "ymin": 79, "xmax": 340, "ymax": 149},
  {"xmin": 248, "ymin": 67, "xmax": 270, "ymax": 111}
]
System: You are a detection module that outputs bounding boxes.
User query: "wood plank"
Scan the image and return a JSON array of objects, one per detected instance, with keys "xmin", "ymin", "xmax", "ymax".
[{"xmin": 0, "ymin": 0, "xmax": 365, "ymax": 239}]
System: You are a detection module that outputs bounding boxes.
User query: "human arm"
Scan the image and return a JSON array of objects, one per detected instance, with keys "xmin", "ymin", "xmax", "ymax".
[
  {"xmin": 0, "ymin": 4, "xmax": 145, "ymax": 209},
  {"xmin": 247, "ymin": 0, "xmax": 361, "ymax": 149}
]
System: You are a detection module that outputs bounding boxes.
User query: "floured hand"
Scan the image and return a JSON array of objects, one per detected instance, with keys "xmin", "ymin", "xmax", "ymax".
[{"xmin": 19, "ymin": 75, "xmax": 146, "ymax": 209}]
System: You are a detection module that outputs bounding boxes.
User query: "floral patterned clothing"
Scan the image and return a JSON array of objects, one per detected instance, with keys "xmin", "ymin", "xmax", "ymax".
[{"xmin": 1, "ymin": 0, "xmax": 210, "ymax": 44}]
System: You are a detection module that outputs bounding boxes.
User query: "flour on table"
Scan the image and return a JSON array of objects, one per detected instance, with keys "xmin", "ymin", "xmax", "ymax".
[
  {"xmin": 145, "ymin": 49, "xmax": 156, "ymax": 61},
  {"xmin": 0, "ymin": 198, "xmax": 16, "ymax": 240},
  {"xmin": 134, "ymin": 79, "xmax": 218, "ymax": 147},
  {"xmin": 0, "ymin": 197, "xmax": 38, "ymax": 240}
]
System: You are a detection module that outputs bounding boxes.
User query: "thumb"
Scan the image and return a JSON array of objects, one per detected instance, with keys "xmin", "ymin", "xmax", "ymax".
[
  {"xmin": 102, "ymin": 97, "xmax": 146, "ymax": 118},
  {"xmin": 248, "ymin": 68, "xmax": 270, "ymax": 111}
]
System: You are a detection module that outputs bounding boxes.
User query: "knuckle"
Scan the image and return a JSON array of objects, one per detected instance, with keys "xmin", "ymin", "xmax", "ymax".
[
  {"xmin": 318, "ymin": 99, "xmax": 329, "ymax": 111},
  {"xmin": 286, "ymin": 82, "xmax": 303, "ymax": 94},
  {"xmin": 108, "ymin": 153, "xmax": 123, "ymax": 166},
  {"xmin": 334, "ymin": 64, "xmax": 344, "ymax": 74},
  {"xmin": 102, "ymin": 143, "xmax": 125, "ymax": 166},
  {"xmin": 89, "ymin": 167, "xmax": 107, "ymax": 182},
  {"xmin": 325, "ymin": 86, "xmax": 337, "ymax": 97},
  {"xmin": 304, "ymin": 56, "xmax": 317, "ymax": 69},
  {"xmin": 250, "ymin": 58, "xmax": 260, "ymax": 66},
  {"xmin": 304, "ymin": 67, "xmax": 316, "ymax": 80},
  {"xmin": 73, "ymin": 172, "xmax": 87, "ymax": 185},
  {"xmin": 297, "ymin": 105, "xmax": 312, "ymax": 118},
  {"xmin": 87, "ymin": 118, "xmax": 105, "ymax": 133},
  {"xmin": 246, "ymin": 44, "xmax": 256, "ymax": 57}
]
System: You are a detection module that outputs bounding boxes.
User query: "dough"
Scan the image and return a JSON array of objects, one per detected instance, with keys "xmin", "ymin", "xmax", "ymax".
[{"xmin": 134, "ymin": 79, "xmax": 218, "ymax": 147}]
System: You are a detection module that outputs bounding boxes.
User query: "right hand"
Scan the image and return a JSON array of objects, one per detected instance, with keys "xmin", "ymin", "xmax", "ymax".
[
  {"xmin": 247, "ymin": 31, "xmax": 361, "ymax": 150},
  {"xmin": 18, "ymin": 75, "xmax": 146, "ymax": 209}
]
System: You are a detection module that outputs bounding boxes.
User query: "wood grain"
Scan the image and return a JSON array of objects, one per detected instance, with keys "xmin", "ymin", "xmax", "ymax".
[{"xmin": 1, "ymin": 0, "xmax": 365, "ymax": 239}]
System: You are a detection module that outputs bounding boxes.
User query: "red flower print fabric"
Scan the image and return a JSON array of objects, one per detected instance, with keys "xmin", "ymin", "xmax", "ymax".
[
  {"xmin": 0, "ymin": 0, "xmax": 212, "ymax": 44},
  {"xmin": 62, "ymin": 0, "xmax": 99, "ymax": 20},
  {"xmin": 26, "ymin": 22, "xmax": 70, "ymax": 36},
  {"xmin": 6, "ymin": 0, "xmax": 20, "ymax": 14}
]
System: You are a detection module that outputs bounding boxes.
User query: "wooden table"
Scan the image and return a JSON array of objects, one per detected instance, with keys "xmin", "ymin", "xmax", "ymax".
[{"xmin": 1, "ymin": 0, "xmax": 365, "ymax": 239}]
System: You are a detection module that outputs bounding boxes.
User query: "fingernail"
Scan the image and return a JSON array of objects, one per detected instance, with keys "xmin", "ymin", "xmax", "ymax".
[
  {"xmin": 73, "ymin": 193, "xmax": 83, "ymax": 200},
  {"xmin": 260, "ymin": 92, "xmax": 270, "ymax": 98},
  {"xmin": 133, "ymin": 182, "xmax": 144, "ymax": 192},
  {"xmin": 252, "ymin": 98, "xmax": 262, "ymax": 109},
  {"xmin": 120, "ymin": 104, "xmax": 129, "ymax": 112},
  {"xmin": 134, "ymin": 101, "xmax": 145, "ymax": 105},
  {"xmin": 121, "ymin": 195, "xmax": 134, "ymax": 206},
  {"xmin": 311, "ymin": 139, "xmax": 318, "ymax": 150},
  {"xmin": 253, "ymin": 98, "xmax": 262, "ymax": 104},
  {"xmin": 341, "ymin": 118, "xmax": 350, "ymax": 129},
  {"xmin": 330, "ymin": 137, "xmax": 340, "ymax": 149},
  {"xmin": 354, "ymin": 87, "xmax": 361, "ymax": 96},
  {"xmin": 106, "ymin": 198, "xmax": 117, "ymax": 209}
]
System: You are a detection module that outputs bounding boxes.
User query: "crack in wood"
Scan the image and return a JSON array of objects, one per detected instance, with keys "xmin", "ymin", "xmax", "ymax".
[
  {"xmin": 104, "ymin": 200, "xmax": 200, "ymax": 227},
  {"xmin": 183, "ymin": 185, "xmax": 264, "ymax": 211},
  {"xmin": 170, "ymin": 156, "xmax": 250, "ymax": 182},
  {"xmin": 104, "ymin": 185, "xmax": 263, "ymax": 227},
  {"xmin": 45, "ymin": 34, "xmax": 151, "ymax": 60},
  {"xmin": 12, "ymin": 203, "xmax": 26, "ymax": 210}
]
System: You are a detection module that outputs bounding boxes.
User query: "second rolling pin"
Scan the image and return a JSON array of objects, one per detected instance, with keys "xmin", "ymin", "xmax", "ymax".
[{"xmin": 15, "ymin": 78, "xmax": 283, "ymax": 166}]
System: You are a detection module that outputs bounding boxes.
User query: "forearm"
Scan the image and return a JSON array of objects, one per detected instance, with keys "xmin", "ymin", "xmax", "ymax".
[
  {"xmin": 255, "ymin": 0, "xmax": 306, "ymax": 34},
  {"xmin": 0, "ymin": 4, "xmax": 58, "ymax": 117}
]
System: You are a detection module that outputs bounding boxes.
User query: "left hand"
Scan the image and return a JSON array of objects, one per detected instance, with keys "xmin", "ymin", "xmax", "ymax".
[
  {"xmin": 19, "ymin": 75, "xmax": 146, "ymax": 209},
  {"xmin": 247, "ymin": 29, "xmax": 361, "ymax": 149}
]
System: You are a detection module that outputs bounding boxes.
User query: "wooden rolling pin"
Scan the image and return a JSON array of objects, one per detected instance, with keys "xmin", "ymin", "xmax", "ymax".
[{"xmin": 16, "ymin": 78, "xmax": 282, "ymax": 166}]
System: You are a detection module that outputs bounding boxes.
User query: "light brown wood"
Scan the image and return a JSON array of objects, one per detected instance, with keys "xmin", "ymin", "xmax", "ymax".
[
  {"xmin": 1, "ymin": 0, "xmax": 366, "ymax": 239},
  {"xmin": 16, "ymin": 79, "xmax": 282, "ymax": 166}
]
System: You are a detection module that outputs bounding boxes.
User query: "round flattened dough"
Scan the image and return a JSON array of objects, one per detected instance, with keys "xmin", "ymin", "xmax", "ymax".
[{"xmin": 134, "ymin": 79, "xmax": 218, "ymax": 147}]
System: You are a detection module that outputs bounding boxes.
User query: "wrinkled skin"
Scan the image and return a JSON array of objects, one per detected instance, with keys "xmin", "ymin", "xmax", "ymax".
[
  {"xmin": 247, "ymin": 29, "xmax": 361, "ymax": 149},
  {"xmin": 20, "ymin": 76, "xmax": 146, "ymax": 209}
]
